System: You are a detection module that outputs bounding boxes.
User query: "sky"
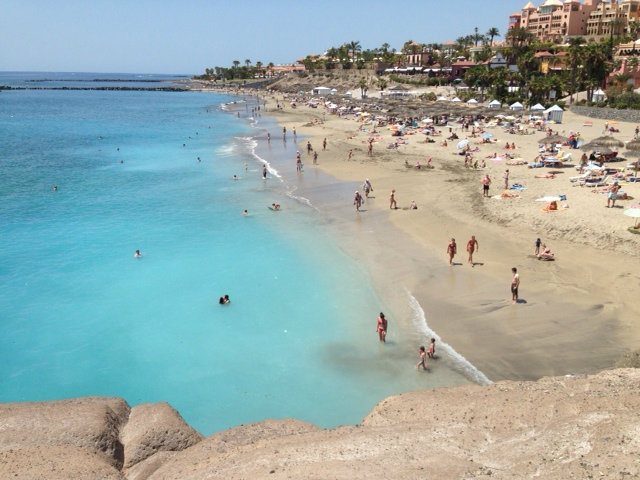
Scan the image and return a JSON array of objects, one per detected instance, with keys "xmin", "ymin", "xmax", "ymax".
[{"xmin": 1, "ymin": 0, "xmax": 519, "ymax": 75}]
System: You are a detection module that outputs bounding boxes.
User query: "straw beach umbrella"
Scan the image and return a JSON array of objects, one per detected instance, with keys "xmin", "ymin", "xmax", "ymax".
[
  {"xmin": 581, "ymin": 135, "xmax": 624, "ymax": 150},
  {"xmin": 538, "ymin": 134, "xmax": 568, "ymax": 145},
  {"xmin": 623, "ymin": 206, "xmax": 640, "ymax": 229}
]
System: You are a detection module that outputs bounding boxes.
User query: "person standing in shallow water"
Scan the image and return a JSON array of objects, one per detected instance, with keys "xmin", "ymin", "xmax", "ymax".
[
  {"xmin": 376, "ymin": 312, "xmax": 388, "ymax": 342},
  {"xmin": 417, "ymin": 346, "xmax": 427, "ymax": 370},
  {"xmin": 389, "ymin": 190, "xmax": 397, "ymax": 209}
]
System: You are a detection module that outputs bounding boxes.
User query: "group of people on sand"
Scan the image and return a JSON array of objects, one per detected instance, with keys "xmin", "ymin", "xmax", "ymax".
[{"xmin": 447, "ymin": 236, "xmax": 479, "ymax": 266}]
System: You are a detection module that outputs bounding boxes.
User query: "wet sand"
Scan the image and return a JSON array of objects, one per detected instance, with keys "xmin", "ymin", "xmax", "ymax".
[{"xmin": 257, "ymin": 97, "xmax": 640, "ymax": 382}]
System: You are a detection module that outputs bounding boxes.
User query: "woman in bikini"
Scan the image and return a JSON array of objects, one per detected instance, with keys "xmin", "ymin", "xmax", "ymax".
[{"xmin": 376, "ymin": 313, "xmax": 388, "ymax": 343}]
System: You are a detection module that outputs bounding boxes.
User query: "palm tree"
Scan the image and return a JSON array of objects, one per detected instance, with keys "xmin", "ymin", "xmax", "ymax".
[
  {"xmin": 380, "ymin": 43, "xmax": 390, "ymax": 53},
  {"xmin": 349, "ymin": 40, "xmax": 362, "ymax": 59},
  {"xmin": 473, "ymin": 27, "xmax": 481, "ymax": 47},
  {"xmin": 232, "ymin": 60, "xmax": 240, "ymax": 69},
  {"xmin": 244, "ymin": 59, "xmax": 251, "ymax": 68},
  {"xmin": 377, "ymin": 78, "xmax": 388, "ymax": 91},
  {"xmin": 486, "ymin": 27, "xmax": 500, "ymax": 47},
  {"xmin": 358, "ymin": 78, "xmax": 368, "ymax": 98}
]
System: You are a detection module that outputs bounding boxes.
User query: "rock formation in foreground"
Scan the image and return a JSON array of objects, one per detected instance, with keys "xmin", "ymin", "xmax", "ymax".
[{"xmin": 1, "ymin": 369, "xmax": 639, "ymax": 479}]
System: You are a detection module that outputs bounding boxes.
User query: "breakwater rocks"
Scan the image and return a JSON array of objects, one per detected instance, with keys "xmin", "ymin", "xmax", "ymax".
[
  {"xmin": 0, "ymin": 85, "xmax": 189, "ymax": 92},
  {"xmin": 1, "ymin": 369, "xmax": 639, "ymax": 479},
  {"xmin": 570, "ymin": 105, "xmax": 640, "ymax": 123}
]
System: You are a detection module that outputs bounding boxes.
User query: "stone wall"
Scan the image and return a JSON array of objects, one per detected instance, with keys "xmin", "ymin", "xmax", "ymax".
[{"xmin": 570, "ymin": 105, "xmax": 640, "ymax": 123}]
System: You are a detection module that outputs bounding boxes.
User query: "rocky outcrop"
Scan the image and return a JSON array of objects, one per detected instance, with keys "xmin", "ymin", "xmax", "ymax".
[
  {"xmin": 570, "ymin": 105, "xmax": 640, "ymax": 123},
  {"xmin": 0, "ymin": 397, "xmax": 130, "ymax": 468},
  {"xmin": 1, "ymin": 369, "xmax": 640, "ymax": 479},
  {"xmin": 120, "ymin": 403, "xmax": 202, "ymax": 468},
  {"xmin": 0, "ymin": 446, "xmax": 125, "ymax": 480}
]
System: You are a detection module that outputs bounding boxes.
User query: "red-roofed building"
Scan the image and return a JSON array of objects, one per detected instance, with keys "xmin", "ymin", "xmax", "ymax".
[{"xmin": 451, "ymin": 60, "xmax": 477, "ymax": 78}]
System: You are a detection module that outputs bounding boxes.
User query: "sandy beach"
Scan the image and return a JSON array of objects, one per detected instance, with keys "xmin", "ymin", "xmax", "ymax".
[{"xmin": 255, "ymin": 94, "xmax": 640, "ymax": 382}]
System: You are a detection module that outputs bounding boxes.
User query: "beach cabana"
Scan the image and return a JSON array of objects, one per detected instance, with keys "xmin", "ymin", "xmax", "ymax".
[
  {"xmin": 592, "ymin": 88, "xmax": 606, "ymax": 103},
  {"xmin": 544, "ymin": 104, "xmax": 564, "ymax": 123},
  {"xmin": 488, "ymin": 99, "xmax": 501, "ymax": 108},
  {"xmin": 312, "ymin": 86, "xmax": 332, "ymax": 96},
  {"xmin": 509, "ymin": 101, "xmax": 524, "ymax": 111},
  {"xmin": 531, "ymin": 103, "xmax": 545, "ymax": 111}
]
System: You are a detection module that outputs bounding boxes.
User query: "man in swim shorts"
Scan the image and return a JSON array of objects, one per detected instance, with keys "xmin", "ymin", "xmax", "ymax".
[
  {"xmin": 607, "ymin": 181, "xmax": 620, "ymax": 208},
  {"xmin": 511, "ymin": 267, "xmax": 520, "ymax": 303},
  {"xmin": 482, "ymin": 174, "xmax": 491, "ymax": 197}
]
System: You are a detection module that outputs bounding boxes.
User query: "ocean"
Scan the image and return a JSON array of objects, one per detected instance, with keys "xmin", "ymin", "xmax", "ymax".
[{"xmin": 0, "ymin": 72, "xmax": 474, "ymax": 435}]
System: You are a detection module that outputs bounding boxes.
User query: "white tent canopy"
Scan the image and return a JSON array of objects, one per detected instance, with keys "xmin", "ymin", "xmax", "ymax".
[
  {"xmin": 531, "ymin": 103, "xmax": 545, "ymax": 111},
  {"xmin": 467, "ymin": 99, "xmax": 478, "ymax": 104},
  {"xmin": 488, "ymin": 99, "xmax": 501, "ymax": 108},
  {"xmin": 544, "ymin": 104, "xmax": 564, "ymax": 123},
  {"xmin": 451, "ymin": 97, "xmax": 462, "ymax": 103},
  {"xmin": 437, "ymin": 96, "xmax": 448, "ymax": 101},
  {"xmin": 592, "ymin": 88, "xmax": 606, "ymax": 102},
  {"xmin": 509, "ymin": 101, "xmax": 524, "ymax": 111}
]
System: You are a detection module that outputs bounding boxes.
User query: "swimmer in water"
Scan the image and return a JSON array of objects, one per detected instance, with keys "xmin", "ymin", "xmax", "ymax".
[
  {"xmin": 262, "ymin": 164, "xmax": 267, "ymax": 179},
  {"xmin": 267, "ymin": 133, "xmax": 271, "ymax": 143},
  {"xmin": 242, "ymin": 210, "xmax": 248, "ymax": 215},
  {"xmin": 52, "ymin": 185, "xmax": 58, "ymax": 191},
  {"xmin": 232, "ymin": 175, "xmax": 238, "ymax": 180},
  {"xmin": 134, "ymin": 249, "xmax": 142, "ymax": 258},
  {"xmin": 197, "ymin": 157, "xmax": 201, "ymax": 162},
  {"xmin": 219, "ymin": 294, "xmax": 230, "ymax": 305},
  {"xmin": 271, "ymin": 203, "xmax": 280, "ymax": 211}
]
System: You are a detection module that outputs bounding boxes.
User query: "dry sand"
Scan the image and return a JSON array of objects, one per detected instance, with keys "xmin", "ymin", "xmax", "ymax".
[{"xmin": 259, "ymin": 96, "xmax": 640, "ymax": 382}]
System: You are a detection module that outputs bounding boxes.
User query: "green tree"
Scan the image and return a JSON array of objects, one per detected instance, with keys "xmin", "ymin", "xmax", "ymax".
[
  {"xmin": 377, "ymin": 77, "xmax": 388, "ymax": 91},
  {"xmin": 232, "ymin": 60, "xmax": 240, "ymax": 69},
  {"xmin": 359, "ymin": 78, "xmax": 369, "ymax": 98},
  {"xmin": 486, "ymin": 27, "xmax": 500, "ymax": 46}
]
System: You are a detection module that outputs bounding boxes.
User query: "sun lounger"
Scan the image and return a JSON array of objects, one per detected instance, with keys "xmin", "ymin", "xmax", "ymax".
[{"xmin": 581, "ymin": 175, "xmax": 609, "ymax": 187}]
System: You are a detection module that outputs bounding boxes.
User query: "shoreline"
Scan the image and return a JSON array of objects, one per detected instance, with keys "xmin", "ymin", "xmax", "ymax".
[{"xmin": 255, "ymin": 93, "xmax": 640, "ymax": 382}]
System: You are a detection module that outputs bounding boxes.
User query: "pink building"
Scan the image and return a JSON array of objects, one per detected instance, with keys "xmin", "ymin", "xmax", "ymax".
[{"xmin": 519, "ymin": 0, "xmax": 600, "ymax": 43}]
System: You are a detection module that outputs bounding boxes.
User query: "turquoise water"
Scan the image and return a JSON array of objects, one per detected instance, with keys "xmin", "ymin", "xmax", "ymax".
[{"xmin": 0, "ymin": 77, "xmax": 454, "ymax": 435}]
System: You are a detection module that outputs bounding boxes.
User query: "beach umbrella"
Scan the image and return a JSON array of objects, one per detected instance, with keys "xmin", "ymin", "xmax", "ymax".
[
  {"xmin": 483, "ymin": 133, "xmax": 494, "ymax": 140},
  {"xmin": 538, "ymin": 134, "xmax": 568, "ymax": 145},
  {"xmin": 623, "ymin": 206, "xmax": 640, "ymax": 228},
  {"xmin": 582, "ymin": 136, "xmax": 624, "ymax": 149},
  {"xmin": 457, "ymin": 139, "xmax": 469, "ymax": 149},
  {"xmin": 535, "ymin": 195, "xmax": 562, "ymax": 202},
  {"xmin": 625, "ymin": 139, "xmax": 640, "ymax": 151}
]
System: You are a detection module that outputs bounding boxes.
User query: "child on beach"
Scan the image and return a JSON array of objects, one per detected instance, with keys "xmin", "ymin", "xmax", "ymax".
[
  {"xmin": 354, "ymin": 191, "xmax": 363, "ymax": 212},
  {"xmin": 427, "ymin": 338, "xmax": 436, "ymax": 358},
  {"xmin": 417, "ymin": 346, "xmax": 427, "ymax": 370},
  {"xmin": 535, "ymin": 238, "xmax": 542, "ymax": 255}
]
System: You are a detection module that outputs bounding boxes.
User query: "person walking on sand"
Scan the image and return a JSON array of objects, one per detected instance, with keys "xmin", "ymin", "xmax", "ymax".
[
  {"xmin": 363, "ymin": 179, "xmax": 373, "ymax": 198},
  {"xmin": 389, "ymin": 190, "xmax": 397, "ymax": 209},
  {"xmin": 348, "ymin": 149, "xmax": 353, "ymax": 160},
  {"xmin": 368, "ymin": 141, "xmax": 373, "ymax": 156},
  {"xmin": 354, "ymin": 191, "xmax": 363, "ymax": 212},
  {"xmin": 482, "ymin": 174, "xmax": 491, "ymax": 197},
  {"xmin": 607, "ymin": 180, "xmax": 620, "ymax": 208},
  {"xmin": 467, "ymin": 235, "xmax": 478, "ymax": 266},
  {"xmin": 503, "ymin": 169, "xmax": 509, "ymax": 190},
  {"xmin": 376, "ymin": 312, "xmax": 388, "ymax": 343},
  {"xmin": 417, "ymin": 346, "xmax": 427, "ymax": 370},
  {"xmin": 323, "ymin": 137, "xmax": 327, "ymax": 151},
  {"xmin": 511, "ymin": 267, "xmax": 520, "ymax": 303},
  {"xmin": 447, "ymin": 238, "xmax": 457, "ymax": 265}
]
